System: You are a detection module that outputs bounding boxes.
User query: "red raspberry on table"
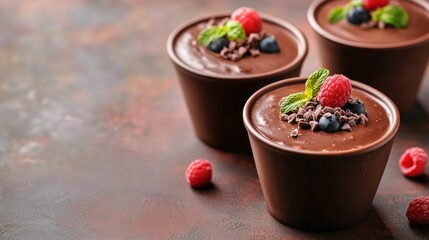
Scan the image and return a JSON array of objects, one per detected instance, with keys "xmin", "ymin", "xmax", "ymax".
[
  {"xmin": 185, "ymin": 159, "xmax": 212, "ymax": 188},
  {"xmin": 231, "ymin": 7, "xmax": 262, "ymax": 35},
  {"xmin": 406, "ymin": 196, "xmax": 429, "ymax": 225},
  {"xmin": 317, "ymin": 74, "xmax": 352, "ymax": 108},
  {"xmin": 363, "ymin": 0, "xmax": 390, "ymax": 11},
  {"xmin": 399, "ymin": 147, "xmax": 427, "ymax": 177}
]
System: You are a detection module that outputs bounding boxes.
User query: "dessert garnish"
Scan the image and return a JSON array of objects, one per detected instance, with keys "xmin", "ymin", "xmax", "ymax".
[
  {"xmin": 279, "ymin": 68, "xmax": 368, "ymax": 137},
  {"xmin": 198, "ymin": 7, "xmax": 281, "ymax": 61},
  {"xmin": 186, "ymin": 159, "xmax": 213, "ymax": 188},
  {"xmin": 399, "ymin": 147, "xmax": 427, "ymax": 177},
  {"xmin": 328, "ymin": 0, "xmax": 409, "ymax": 29},
  {"xmin": 406, "ymin": 197, "xmax": 429, "ymax": 225}
]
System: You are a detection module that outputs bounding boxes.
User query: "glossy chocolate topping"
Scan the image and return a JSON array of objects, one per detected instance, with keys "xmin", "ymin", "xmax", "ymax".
[
  {"xmin": 251, "ymin": 83, "xmax": 390, "ymax": 152},
  {"xmin": 173, "ymin": 15, "xmax": 300, "ymax": 76},
  {"xmin": 313, "ymin": 0, "xmax": 429, "ymax": 46}
]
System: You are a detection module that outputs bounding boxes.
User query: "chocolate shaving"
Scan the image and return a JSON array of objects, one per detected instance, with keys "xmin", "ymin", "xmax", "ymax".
[
  {"xmin": 228, "ymin": 41, "xmax": 237, "ymax": 51},
  {"xmin": 334, "ymin": 111, "xmax": 342, "ymax": 119},
  {"xmin": 288, "ymin": 113, "xmax": 297, "ymax": 124},
  {"xmin": 291, "ymin": 129, "xmax": 299, "ymax": 138},
  {"xmin": 360, "ymin": 114, "xmax": 368, "ymax": 125},
  {"xmin": 345, "ymin": 109, "xmax": 354, "ymax": 117},
  {"xmin": 298, "ymin": 120, "xmax": 311, "ymax": 129},
  {"xmin": 340, "ymin": 115, "xmax": 348, "ymax": 124},
  {"xmin": 312, "ymin": 112, "xmax": 321, "ymax": 122},
  {"xmin": 348, "ymin": 119, "xmax": 356, "ymax": 127},
  {"xmin": 341, "ymin": 124, "xmax": 352, "ymax": 132},
  {"xmin": 298, "ymin": 107, "xmax": 306, "ymax": 115},
  {"xmin": 323, "ymin": 107, "xmax": 335, "ymax": 114},
  {"xmin": 323, "ymin": 112, "xmax": 333, "ymax": 118},
  {"xmin": 310, "ymin": 121, "xmax": 318, "ymax": 132},
  {"xmin": 249, "ymin": 49, "xmax": 260, "ymax": 57},
  {"xmin": 360, "ymin": 20, "xmax": 377, "ymax": 29},
  {"xmin": 280, "ymin": 114, "xmax": 288, "ymax": 121},
  {"xmin": 304, "ymin": 110, "xmax": 313, "ymax": 122},
  {"xmin": 238, "ymin": 47, "xmax": 247, "ymax": 57}
]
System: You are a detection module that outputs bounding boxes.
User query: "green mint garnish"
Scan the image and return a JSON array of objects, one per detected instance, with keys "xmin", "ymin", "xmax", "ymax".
[
  {"xmin": 328, "ymin": 0, "xmax": 363, "ymax": 24},
  {"xmin": 225, "ymin": 20, "xmax": 245, "ymax": 41},
  {"xmin": 280, "ymin": 92, "xmax": 308, "ymax": 115},
  {"xmin": 280, "ymin": 68, "xmax": 329, "ymax": 114},
  {"xmin": 328, "ymin": 6, "xmax": 347, "ymax": 24},
  {"xmin": 305, "ymin": 68, "xmax": 329, "ymax": 98},
  {"xmin": 198, "ymin": 20, "xmax": 245, "ymax": 46},
  {"xmin": 198, "ymin": 26, "xmax": 228, "ymax": 46},
  {"xmin": 372, "ymin": 5, "xmax": 409, "ymax": 28}
]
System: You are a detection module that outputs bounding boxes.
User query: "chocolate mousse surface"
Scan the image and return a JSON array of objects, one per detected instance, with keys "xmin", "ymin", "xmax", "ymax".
[
  {"xmin": 173, "ymin": 15, "xmax": 300, "ymax": 76},
  {"xmin": 251, "ymin": 82, "xmax": 390, "ymax": 152},
  {"xmin": 314, "ymin": 0, "xmax": 429, "ymax": 46}
]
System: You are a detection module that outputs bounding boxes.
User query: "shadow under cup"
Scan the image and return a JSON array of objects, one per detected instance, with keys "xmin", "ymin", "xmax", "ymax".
[
  {"xmin": 308, "ymin": 0, "xmax": 429, "ymax": 113},
  {"xmin": 167, "ymin": 13, "xmax": 307, "ymax": 153},
  {"xmin": 243, "ymin": 78, "xmax": 400, "ymax": 230}
]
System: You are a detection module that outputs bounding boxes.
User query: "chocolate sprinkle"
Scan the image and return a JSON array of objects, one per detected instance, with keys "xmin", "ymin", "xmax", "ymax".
[
  {"xmin": 280, "ymin": 114, "xmax": 288, "ymax": 121},
  {"xmin": 288, "ymin": 113, "xmax": 297, "ymax": 124},
  {"xmin": 298, "ymin": 120, "xmax": 311, "ymax": 130},
  {"xmin": 291, "ymin": 129, "xmax": 299, "ymax": 138},
  {"xmin": 341, "ymin": 124, "xmax": 352, "ymax": 132},
  {"xmin": 310, "ymin": 121, "xmax": 318, "ymax": 132}
]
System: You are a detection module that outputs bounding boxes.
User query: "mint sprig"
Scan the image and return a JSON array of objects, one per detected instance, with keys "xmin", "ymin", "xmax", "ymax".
[
  {"xmin": 198, "ymin": 20, "xmax": 245, "ymax": 46},
  {"xmin": 372, "ymin": 5, "xmax": 409, "ymax": 28},
  {"xmin": 280, "ymin": 68, "xmax": 329, "ymax": 114},
  {"xmin": 328, "ymin": 0, "xmax": 363, "ymax": 24},
  {"xmin": 225, "ymin": 20, "xmax": 245, "ymax": 41}
]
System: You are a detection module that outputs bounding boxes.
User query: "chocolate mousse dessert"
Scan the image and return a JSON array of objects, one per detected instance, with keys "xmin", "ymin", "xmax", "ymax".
[
  {"xmin": 243, "ymin": 69, "xmax": 400, "ymax": 229},
  {"xmin": 308, "ymin": 0, "xmax": 429, "ymax": 112},
  {"xmin": 174, "ymin": 8, "xmax": 302, "ymax": 76},
  {"xmin": 252, "ymin": 68, "xmax": 389, "ymax": 152},
  {"xmin": 168, "ymin": 7, "xmax": 307, "ymax": 152}
]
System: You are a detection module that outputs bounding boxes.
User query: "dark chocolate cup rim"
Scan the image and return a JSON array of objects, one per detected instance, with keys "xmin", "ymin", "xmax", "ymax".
[
  {"xmin": 243, "ymin": 77, "xmax": 400, "ymax": 156},
  {"xmin": 307, "ymin": 0, "xmax": 429, "ymax": 49},
  {"xmin": 166, "ymin": 12, "xmax": 308, "ymax": 81}
]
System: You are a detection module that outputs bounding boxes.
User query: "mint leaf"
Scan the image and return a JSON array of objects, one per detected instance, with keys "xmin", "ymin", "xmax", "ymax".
[
  {"xmin": 198, "ymin": 26, "xmax": 227, "ymax": 46},
  {"xmin": 305, "ymin": 68, "xmax": 329, "ymax": 98},
  {"xmin": 280, "ymin": 92, "xmax": 308, "ymax": 114},
  {"xmin": 225, "ymin": 20, "xmax": 245, "ymax": 41},
  {"xmin": 372, "ymin": 8, "xmax": 384, "ymax": 22},
  {"xmin": 350, "ymin": 0, "xmax": 363, "ymax": 8},
  {"xmin": 328, "ymin": 6, "xmax": 346, "ymax": 24},
  {"xmin": 310, "ymin": 68, "xmax": 329, "ymax": 97},
  {"xmin": 379, "ymin": 5, "xmax": 409, "ymax": 28}
]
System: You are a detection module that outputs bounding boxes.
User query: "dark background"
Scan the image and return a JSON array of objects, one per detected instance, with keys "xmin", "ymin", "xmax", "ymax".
[{"xmin": 0, "ymin": 0, "xmax": 427, "ymax": 239}]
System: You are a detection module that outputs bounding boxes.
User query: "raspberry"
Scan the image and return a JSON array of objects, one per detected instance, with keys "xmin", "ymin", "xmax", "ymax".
[
  {"xmin": 399, "ymin": 147, "xmax": 427, "ymax": 177},
  {"xmin": 317, "ymin": 74, "xmax": 352, "ymax": 108},
  {"xmin": 231, "ymin": 7, "xmax": 262, "ymax": 35},
  {"xmin": 362, "ymin": 0, "xmax": 390, "ymax": 11},
  {"xmin": 406, "ymin": 197, "xmax": 429, "ymax": 225},
  {"xmin": 185, "ymin": 159, "xmax": 212, "ymax": 188}
]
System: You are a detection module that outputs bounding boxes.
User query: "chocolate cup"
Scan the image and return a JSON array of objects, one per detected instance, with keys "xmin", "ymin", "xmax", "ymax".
[
  {"xmin": 167, "ymin": 13, "xmax": 308, "ymax": 153},
  {"xmin": 308, "ymin": 0, "xmax": 429, "ymax": 113},
  {"xmin": 243, "ymin": 77, "xmax": 400, "ymax": 230}
]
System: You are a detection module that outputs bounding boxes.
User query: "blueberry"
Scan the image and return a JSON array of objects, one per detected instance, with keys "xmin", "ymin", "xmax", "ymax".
[
  {"xmin": 207, "ymin": 37, "xmax": 229, "ymax": 53},
  {"xmin": 344, "ymin": 99, "xmax": 367, "ymax": 116},
  {"xmin": 347, "ymin": 7, "xmax": 371, "ymax": 26},
  {"xmin": 259, "ymin": 37, "xmax": 280, "ymax": 53},
  {"xmin": 318, "ymin": 115, "xmax": 340, "ymax": 133}
]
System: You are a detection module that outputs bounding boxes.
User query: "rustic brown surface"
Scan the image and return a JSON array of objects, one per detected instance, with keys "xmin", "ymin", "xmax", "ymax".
[{"xmin": 0, "ymin": 0, "xmax": 428, "ymax": 239}]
